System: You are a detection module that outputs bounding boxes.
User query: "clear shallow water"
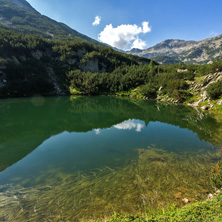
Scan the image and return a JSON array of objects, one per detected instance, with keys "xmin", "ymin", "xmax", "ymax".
[{"xmin": 0, "ymin": 96, "xmax": 222, "ymax": 220}]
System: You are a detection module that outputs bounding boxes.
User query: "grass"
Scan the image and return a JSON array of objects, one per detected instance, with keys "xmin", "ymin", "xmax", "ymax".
[
  {"xmin": 104, "ymin": 192, "xmax": 222, "ymax": 221},
  {"xmin": 184, "ymin": 94, "xmax": 200, "ymax": 104},
  {"xmin": 197, "ymin": 98, "xmax": 222, "ymax": 112}
]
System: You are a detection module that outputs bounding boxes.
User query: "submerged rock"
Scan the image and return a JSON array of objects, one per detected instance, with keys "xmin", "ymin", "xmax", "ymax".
[
  {"xmin": 207, "ymin": 193, "xmax": 214, "ymax": 199},
  {"xmin": 182, "ymin": 198, "xmax": 189, "ymax": 203}
]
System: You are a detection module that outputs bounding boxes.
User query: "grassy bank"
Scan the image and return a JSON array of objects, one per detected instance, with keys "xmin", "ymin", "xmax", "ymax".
[
  {"xmin": 103, "ymin": 193, "xmax": 222, "ymax": 222},
  {"xmin": 94, "ymin": 157, "xmax": 222, "ymax": 222}
]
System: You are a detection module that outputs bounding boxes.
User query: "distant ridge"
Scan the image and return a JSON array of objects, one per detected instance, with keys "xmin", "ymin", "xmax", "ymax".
[{"xmin": 128, "ymin": 35, "xmax": 222, "ymax": 64}]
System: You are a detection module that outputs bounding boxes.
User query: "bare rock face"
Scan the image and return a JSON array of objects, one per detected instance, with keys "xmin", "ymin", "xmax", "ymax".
[
  {"xmin": 5, "ymin": 56, "xmax": 20, "ymax": 64},
  {"xmin": 177, "ymin": 69, "xmax": 188, "ymax": 72},
  {"xmin": 201, "ymin": 91, "xmax": 208, "ymax": 102},
  {"xmin": 31, "ymin": 50, "xmax": 43, "ymax": 60},
  {"xmin": 67, "ymin": 58, "xmax": 77, "ymax": 65},
  {"xmin": 203, "ymin": 72, "xmax": 222, "ymax": 88},
  {"xmin": 190, "ymin": 72, "xmax": 222, "ymax": 95},
  {"xmin": 188, "ymin": 72, "xmax": 222, "ymax": 110},
  {"xmin": 192, "ymin": 100, "xmax": 202, "ymax": 107},
  {"xmin": 0, "ymin": 74, "xmax": 7, "ymax": 88},
  {"xmin": 77, "ymin": 49, "xmax": 87, "ymax": 59},
  {"xmin": 48, "ymin": 67, "xmax": 65, "ymax": 95},
  {"xmin": 80, "ymin": 59, "xmax": 100, "ymax": 73}
]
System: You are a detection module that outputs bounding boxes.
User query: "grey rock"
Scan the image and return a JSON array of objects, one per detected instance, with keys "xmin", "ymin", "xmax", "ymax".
[
  {"xmin": 31, "ymin": 50, "xmax": 43, "ymax": 60},
  {"xmin": 201, "ymin": 106, "xmax": 208, "ymax": 110},
  {"xmin": 217, "ymin": 100, "xmax": 222, "ymax": 105},
  {"xmin": 158, "ymin": 86, "xmax": 163, "ymax": 91},
  {"xmin": 201, "ymin": 91, "xmax": 208, "ymax": 101}
]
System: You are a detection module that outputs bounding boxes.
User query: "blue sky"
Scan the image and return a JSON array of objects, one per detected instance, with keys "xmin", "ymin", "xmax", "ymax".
[{"xmin": 26, "ymin": 0, "xmax": 222, "ymax": 50}]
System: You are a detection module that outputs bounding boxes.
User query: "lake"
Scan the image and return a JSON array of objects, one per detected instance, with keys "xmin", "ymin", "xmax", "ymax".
[{"xmin": 0, "ymin": 96, "xmax": 222, "ymax": 221}]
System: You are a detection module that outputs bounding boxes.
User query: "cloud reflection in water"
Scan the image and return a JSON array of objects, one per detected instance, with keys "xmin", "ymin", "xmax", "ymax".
[{"xmin": 113, "ymin": 119, "xmax": 144, "ymax": 132}]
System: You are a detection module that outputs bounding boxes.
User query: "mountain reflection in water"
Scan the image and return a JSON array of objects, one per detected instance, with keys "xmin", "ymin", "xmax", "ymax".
[
  {"xmin": 0, "ymin": 96, "xmax": 221, "ymax": 174},
  {"xmin": 0, "ymin": 96, "xmax": 222, "ymax": 221}
]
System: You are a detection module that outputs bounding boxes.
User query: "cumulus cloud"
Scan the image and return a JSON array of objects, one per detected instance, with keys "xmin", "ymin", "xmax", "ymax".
[
  {"xmin": 94, "ymin": 129, "xmax": 101, "ymax": 135},
  {"xmin": 98, "ymin": 21, "xmax": 151, "ymax": 50},
  {"xmin": 142, "ymin": 21, "xmax": 151, "ymax": 33},
  {"xmin": 113, "ymin": 120, "xmax": 144, "ymax": 132},
  {"xmin": 131, "ymin": 38, "xmax": 147, "ymax": 49},
  {"xmin": 92, "ymin": 16, "xmax": 101, "ymax": 26}
]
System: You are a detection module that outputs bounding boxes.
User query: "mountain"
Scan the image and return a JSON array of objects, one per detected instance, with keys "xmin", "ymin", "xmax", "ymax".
[
  {"xmin": 0, "ymin": 0, "xmax": 101, "ymax": 45},
  {"xmin": 129, "ymin": 35, "xmax": 222, "ymax": 64},
  {"xmin": 0, "ymin": 27, "xmax": 153, "ymax": 98},
  {"xmin": 150, "ymin": 55, "xmax": 182, "ymax": 64}
]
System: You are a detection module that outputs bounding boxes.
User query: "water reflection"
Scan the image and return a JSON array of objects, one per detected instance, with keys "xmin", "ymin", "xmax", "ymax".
[
  {"xmin": 0, "ymin": 96, "xmax": 222, "ymax": 174},
  {"xmin": 113, "ymin": 119, "xmax": 144, "ymax": 132},
  {"xmin": 0, "ymin": 96, "xmax": 222, "ymax": 221}
]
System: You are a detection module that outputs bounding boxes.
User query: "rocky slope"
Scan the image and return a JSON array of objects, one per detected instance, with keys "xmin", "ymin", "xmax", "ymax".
[
  {"xmin": 187, "ymin": 72, "xmax": 222, "ymax": 110},
  {"xmin": 129, "ymin": 35, "xmax": 222, "ymax": 64},
  {"xmin": 154, "ymin": 71, "xmax": 222, "ymax": 111}
]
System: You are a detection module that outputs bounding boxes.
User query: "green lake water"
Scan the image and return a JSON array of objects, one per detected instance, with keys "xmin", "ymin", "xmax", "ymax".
[{"xmin": 0, "ymin": 96, "xmax": 222, "ymax": 221}]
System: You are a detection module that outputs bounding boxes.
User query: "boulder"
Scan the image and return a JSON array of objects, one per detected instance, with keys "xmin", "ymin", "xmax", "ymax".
[
  {"xmin": 201, "ymin": 106, "xmax": 208, "ymax": 110},
  {"xmin": 182, "ymin": 198, "xmax": 189, "ymax": 203},
  {"xmin": 217, "ymin": 100, "xmax": 222, "ymax": 105}
]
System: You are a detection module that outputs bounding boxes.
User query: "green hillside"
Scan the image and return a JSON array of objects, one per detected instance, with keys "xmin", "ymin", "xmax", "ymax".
[
  {"xmin": 0, "ymin": 0, "xmax": 101, "ymax": 44},
  {"xmin": 0, "ymin": 28, "xmax": 153, "ymax": 97}
]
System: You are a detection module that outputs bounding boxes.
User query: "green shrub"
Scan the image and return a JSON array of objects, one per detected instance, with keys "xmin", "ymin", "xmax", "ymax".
[
  {"xmin": 207, "ymin": 81, "xmax": 222, "ymax": 99},
  {"xmin": 139, "ymin": 83, "xmax": 157, "ymax": 98}
]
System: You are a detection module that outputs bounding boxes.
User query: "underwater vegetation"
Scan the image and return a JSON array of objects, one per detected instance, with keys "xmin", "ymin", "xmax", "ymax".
[
  {"xmin": 0, "ymin": 147, "xmax": 221, "ymax": 221},
  {"xmin": 1, "ymin": 97, "xmax": 222, "ymax": 221}
]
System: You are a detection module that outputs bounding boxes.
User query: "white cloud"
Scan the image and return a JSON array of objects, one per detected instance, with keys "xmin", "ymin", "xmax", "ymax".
[
  {"xmin": 142, "ymin": 21, "xmax": 151, "ymax": 33},
  {"xmin": 131, "ymin": 38, "xmax": 147, "ymax": 49},
  {"xmin": 98, "ymin": 21, "xmax": 151, "ymax": 50},
  {"xmin": 208, "ymin": 31, "xmax": 218, "ymax": 37},
  {"xmin": 113, "ymin": 120, "xmax": 144, "ymax": 132},
  {"xmin": 92, "ymin": 16, "xmax": 101, "ymax": 26},
  {"xmin": 94, "ymin": 129, "xmax": 101, "ymax": 135}
]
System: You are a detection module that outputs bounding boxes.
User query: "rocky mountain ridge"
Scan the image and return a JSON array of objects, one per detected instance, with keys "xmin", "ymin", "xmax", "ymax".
[{"xmin": 129, "ymin": 35, "xmax": 222, "ymax": 64}]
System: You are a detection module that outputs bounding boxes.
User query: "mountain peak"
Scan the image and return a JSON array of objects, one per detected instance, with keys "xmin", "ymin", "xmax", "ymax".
[
  {"xmin": 130, "ymin": 48, "xmax": 143, "ymax": 53},
  {"xmin": 0, "ymin": 0, "xmax": 102, "ymax": 44},
  {"xmin": 3, "ymin": 0, "xmax": 34, "ymax": 10},
  {"xmin": 128, "ymin": 34, "xmax": 222, "ymax": 64}
]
